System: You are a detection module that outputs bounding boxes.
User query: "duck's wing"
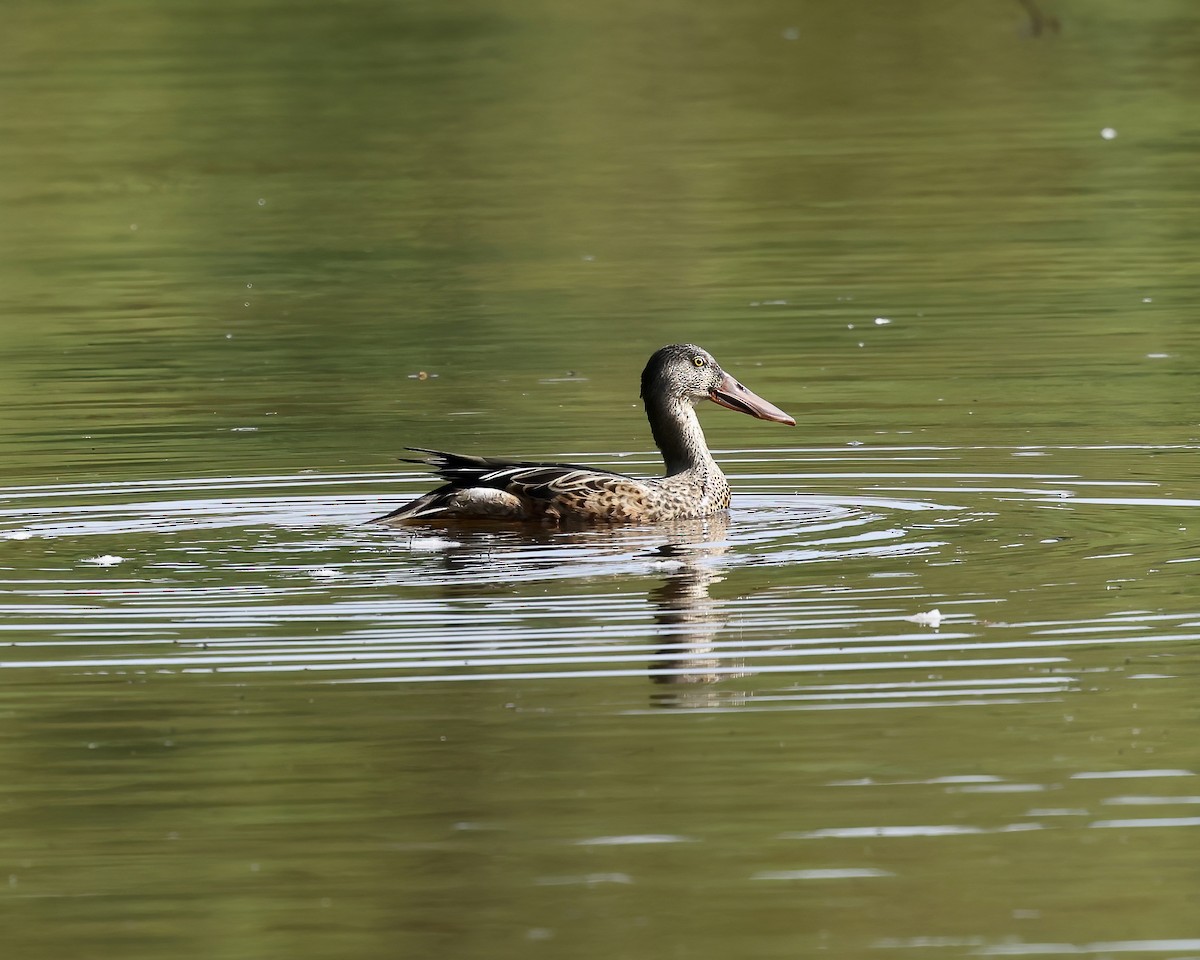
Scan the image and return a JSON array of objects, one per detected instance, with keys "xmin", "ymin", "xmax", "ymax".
[{"xmin": 374, "ymin": 447, "xmax": 658, "ymax": 523}]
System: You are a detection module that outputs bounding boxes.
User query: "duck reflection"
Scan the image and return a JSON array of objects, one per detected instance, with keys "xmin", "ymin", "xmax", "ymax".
[
  {"xmin": 390, "ymin": 511, "xmax": 744, "ymax": 703},
  {"xmin": 643, "ymin": 513, "xmax": 733, "ymax": 694}
]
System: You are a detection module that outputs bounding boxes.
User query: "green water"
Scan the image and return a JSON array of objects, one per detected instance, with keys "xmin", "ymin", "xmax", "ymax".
[{"xmin": 2, "ymin": 1, "xmax": 1199, "ymax": 958}]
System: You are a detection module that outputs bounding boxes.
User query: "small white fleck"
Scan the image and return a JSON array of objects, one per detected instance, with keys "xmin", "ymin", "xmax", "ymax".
[
  {"xmin": 1100, "ymin": 127, "xmax": 1117, "ymax": 140},
  {"xmin": 225, "ymin": 333, "xmax": 233, "ymax": 339},
  {"xmin": 83, "ymin": 555, "xmax": 125, "ymax": 567},
  {"xmin": 246, "ymin": 283, "xmax": 254, "ymax": 289},
  {"xmin": 1146, "ymin": 353, "xmax": 1169, "ymax": 359},
  {"xmin": 1141, "ymin": 297, "xmax": 1153, "ymax": 303},
  {"xmin": 230, "ymin": 426, "xmax": 259, "ymax": 432},
  {"xmin": 257, "ymin": 198, "xmax": 267, "ymax": 206},
  {"xmin": 874, "ymin": 317, "xmax": 891, "ymax": 325},
  {"xmin": 581, "ymin": 254, "xmax": 595, "ymax": 261}
]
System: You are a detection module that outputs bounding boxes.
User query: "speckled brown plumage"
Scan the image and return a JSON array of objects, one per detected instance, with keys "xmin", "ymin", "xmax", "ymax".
[{"xmin": 375, "ymin": 344, "xmax": 794, "ymax": 526}]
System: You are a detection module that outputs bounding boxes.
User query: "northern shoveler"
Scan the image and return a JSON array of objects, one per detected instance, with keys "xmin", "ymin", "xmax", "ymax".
[{"xmin": 375, "ymin": 343, "xmax": 794, "ymax": 525}]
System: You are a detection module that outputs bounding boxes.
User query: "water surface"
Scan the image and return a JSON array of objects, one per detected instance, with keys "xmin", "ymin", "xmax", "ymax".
[{"xmin": 2, "ymin": 1, "xmax": 1199, "ymax": 958}]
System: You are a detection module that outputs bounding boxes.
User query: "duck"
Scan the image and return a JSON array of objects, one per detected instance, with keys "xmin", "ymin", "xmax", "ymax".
[{"xmin": 375, "ymin": 343, "xmax": 794, "ymax": 525}]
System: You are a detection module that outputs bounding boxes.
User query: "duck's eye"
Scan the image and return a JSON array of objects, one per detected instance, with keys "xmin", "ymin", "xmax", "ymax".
[{"xmin": 692, "ymin": 356, "xmax": 706, "ymax": 367}]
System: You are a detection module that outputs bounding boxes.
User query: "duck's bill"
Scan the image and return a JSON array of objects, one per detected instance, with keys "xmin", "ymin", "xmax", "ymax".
[{"xmin": 709, "ymin": 372, "xmax": 795, "ymax": 425}]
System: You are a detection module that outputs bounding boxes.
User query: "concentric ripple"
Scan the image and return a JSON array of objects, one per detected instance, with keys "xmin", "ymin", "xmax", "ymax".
[{"xmin": 1, "ymin": 445, "xmax": 1196, "ymax": 710}]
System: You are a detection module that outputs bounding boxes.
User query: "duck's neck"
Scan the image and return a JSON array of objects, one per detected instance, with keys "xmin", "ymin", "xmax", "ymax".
[{"xmin": 645, "ymin": 395, "xmax": 717, "ymax": 476}]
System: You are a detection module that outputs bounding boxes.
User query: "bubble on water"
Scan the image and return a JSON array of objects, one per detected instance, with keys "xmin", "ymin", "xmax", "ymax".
[
  {"xmin": 1101, "ymin": 127, "xmax": 1117, "ymax": 140},
  {"xmin": 874, "ymin": 317, "xmax": 891, "ymax": 325},
  {"xmin": 257, "ymin": 198, "xmax": 267, "ymax": 206}
]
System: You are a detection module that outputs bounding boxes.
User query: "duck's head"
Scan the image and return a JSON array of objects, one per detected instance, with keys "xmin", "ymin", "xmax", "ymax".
[{"xmin": 640, "ymin": 344, "xmax": 795, "ymax": 426}]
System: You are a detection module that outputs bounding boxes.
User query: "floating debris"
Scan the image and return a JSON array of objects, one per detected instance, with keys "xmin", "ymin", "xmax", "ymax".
[{"xmin": 907, "ymin": 609, "xmax": 944, "ymax": 628}]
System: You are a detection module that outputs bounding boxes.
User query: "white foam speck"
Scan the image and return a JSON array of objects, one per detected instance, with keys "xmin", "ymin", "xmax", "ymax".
[{"xmin": 1101, "ymin": 127, "xmax": 1117, "ymax": 140}]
